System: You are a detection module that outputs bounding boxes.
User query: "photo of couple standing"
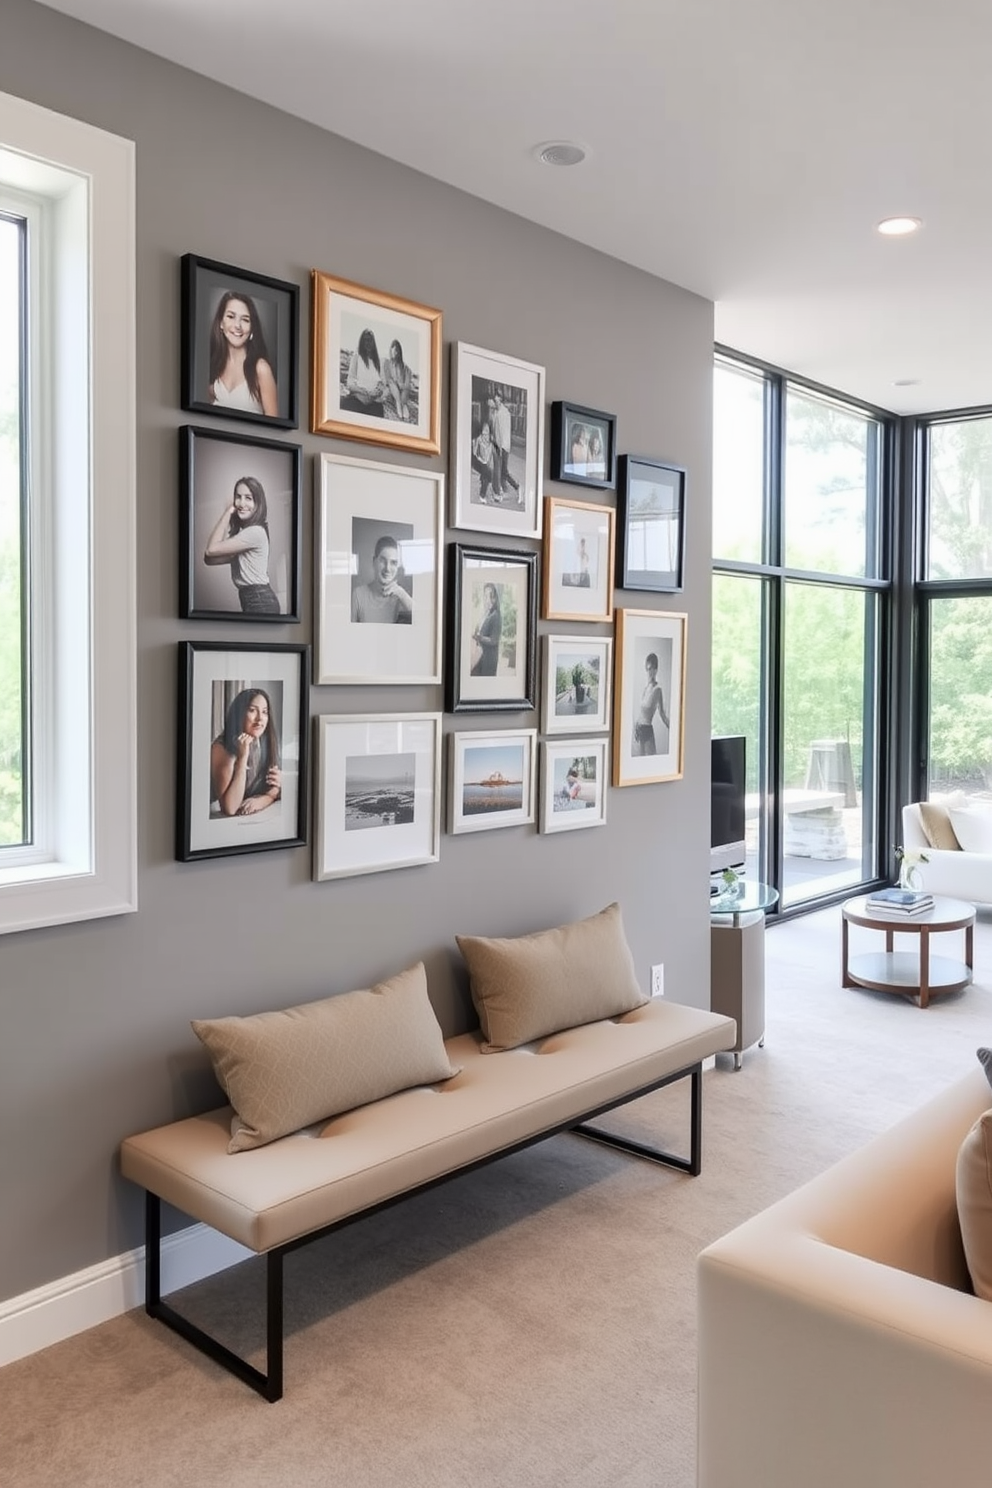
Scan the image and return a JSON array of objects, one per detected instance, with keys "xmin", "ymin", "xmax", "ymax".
[{"xmin": 470, "ymin": 377, "xmax": 527, "ymax": 509}]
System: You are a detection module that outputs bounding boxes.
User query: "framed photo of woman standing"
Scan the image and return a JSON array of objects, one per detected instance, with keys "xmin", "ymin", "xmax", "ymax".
[
  {"xmin": 180, "ymin": 426, "xmax": 302, "ymax": 621},
  {"xmin": 181, "ymin": 254, "xmax": 299, "ymax": 429},
  {"xmin": 446, "ymin": 543, "xmax": 538, "ymax": 713},
  {"xmin": 612, "ymin": 609, "xmax": 687, "ymax": 786}
]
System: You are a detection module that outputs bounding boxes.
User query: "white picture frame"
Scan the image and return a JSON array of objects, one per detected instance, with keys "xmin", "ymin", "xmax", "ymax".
[
  {"xmin": 613, "ymin": 608, "xmax": 687, "ymax": 786},
  {"xmin": 448, "ymin": 729, "xmax": 537, "ymax": 834},
  {"xmin": 313, "ymin": 712, "xmax": 441, "ymax": 880},
  {"xmin": 450, "ymin": 341, "xmax": 545, "ymax": 539},
  {"xmin": 542, "ymin": 634, "xmax": 613, "ymax": 735},
  {"xmin": 316, "ymin": 452, "xmax": 443, "ymax": 685},
  {"xmin": 540, "ymin": 738, "xmax": 609, "ymax": 833}
]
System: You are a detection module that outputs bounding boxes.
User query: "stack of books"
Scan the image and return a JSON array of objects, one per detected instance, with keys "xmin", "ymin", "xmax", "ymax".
[{"xmin": 866, "ymin": 886, "xmax": 934, "ymax": 916}]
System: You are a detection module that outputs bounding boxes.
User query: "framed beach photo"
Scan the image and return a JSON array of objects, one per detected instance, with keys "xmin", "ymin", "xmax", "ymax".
[
  {"xmin": 180, "ymin": 425, "xmax": 301, "ymax": 621},
  {"xmin": 542, "ymin": 496, "xmax": 615, "ymax": 622},
  {"xmin": 310, "ymin": 270, "xmax": 441, "ymax": 455},
  {"xmin": 450, "ymin": 342, "xmax": 545, "ymax": 538},
  {"xmin": 314, "ymin": 712, "xmax": 441, "ymax": 880},
  {"xmin": 316, "ymin": 452, "xmax": 443, "ymax": 685},
  {"xmin": 617, "ymin": 455, "xmax": 686, "ymax": 593},
  {"xmin": 540, "ymin": 739, "xmax": 609, "ymax": 834},
  {"xmin": 446, "ymin": 544, "xmax": 538, "ymax": 713},
  {"xmin": 550, "ymin": 401, "xmax": 617, "ymax": 490},
  {"xmin": 176, "ymin": 641, "xmax": 309, "ymax": 862},
  {"xmin": 542, "ymin": 634, "xmax": 612, "ymax": 735},
  {"xmin": 613, "ymin": 609, "xmax": 687, "ymax": 787},
  {"xmin": 180, "ymin": 254, "xmax": 299, "ymax": 429},
  {"xmin": 448, "ymin": 729, "xmax": 537, "ymax": 834}
]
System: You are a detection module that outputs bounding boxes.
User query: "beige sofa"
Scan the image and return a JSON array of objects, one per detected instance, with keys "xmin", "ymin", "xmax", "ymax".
[
  {"xmin": 697, "ymin": 1067, "xmax": 992, "ymax": 1488},
  {"xmin": 903, "ymin": 799, "xmax": 992, "ymax": 905}
]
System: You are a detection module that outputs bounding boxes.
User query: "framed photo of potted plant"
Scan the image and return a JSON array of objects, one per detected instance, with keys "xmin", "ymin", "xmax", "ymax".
[
  {"xmin": 542, "ymin": 634, "xmax": 612, "ymax": 735},
  {"xmin": 612, "ymin": 608, "xmax": 687, "ymax": 786},
  {"xmin": 542, "ymin": 495, "xmax": 615, "ymax": 622},
  {"xmin": 539, "ymin": 738, "xmax": 609, "ymax": 833},
  {"xmin": 310, "ymin": 270, "xmax": 442, "ymax": 455},
  {"xmin": 450, "ymin": 342, "xmax": 545, "ymax": 538},
  {"xmin": 447, "ymin": 728, "xmax": 537, "ymax": 834},
  {"xmin": 550, "ymin": 401, "xmax": 617, "ymax": 490},
  {"xmin": 446, "ymin": 543, "xmax": 538, "ymax": 713},
  {"xmin": 616, "ymin": 454, "xmax": 686, "ymax": 593}
]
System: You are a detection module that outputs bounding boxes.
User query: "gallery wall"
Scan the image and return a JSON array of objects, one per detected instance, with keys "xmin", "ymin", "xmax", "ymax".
[{"xmin": 0, "ymin": 0, "xmax": 714, "ymax": 1302}]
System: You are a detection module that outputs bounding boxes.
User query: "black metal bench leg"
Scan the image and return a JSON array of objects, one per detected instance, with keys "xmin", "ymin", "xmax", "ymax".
[{"xmin": 573, "ymin": 1063, "xmax": 703, "ymax": 1175}]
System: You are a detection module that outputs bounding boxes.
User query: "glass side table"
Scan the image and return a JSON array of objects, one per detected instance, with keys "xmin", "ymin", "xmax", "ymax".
[{"xmin": 709, "ymin": 881, "xmax": 779, "ymax": 1068}]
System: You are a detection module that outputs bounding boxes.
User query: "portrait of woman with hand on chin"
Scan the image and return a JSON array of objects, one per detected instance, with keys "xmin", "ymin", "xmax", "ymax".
[{"xmin": 210, "ymin": 688, "xmax": 282, "ymax": 817}]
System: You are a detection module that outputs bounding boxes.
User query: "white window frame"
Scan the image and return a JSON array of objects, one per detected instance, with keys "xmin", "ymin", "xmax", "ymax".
[{"xmin": 0, "ymin": 90, "xmax": 136, "ymax": 933}]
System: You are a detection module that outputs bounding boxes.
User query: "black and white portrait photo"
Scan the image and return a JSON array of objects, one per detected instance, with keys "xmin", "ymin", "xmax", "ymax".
[
  {"xmin": 350, "ymin": 516, "xmax": 415, "ymax": 625},
  {"xmin": 452, "ymin": 343, "xmax": 546, "ymax": 539},
  {"xmin": 468, "ymin": 375, "xmax": 528, "ymax": 512},
  {"xmin": 181, "ymin": 425, "xmax": 301, "ymax": 621},
  {"xmin": 613, "ymin": 609, "xmax": 686, "ymax": 787},
  {"xmin": 209, "ymin": 679, "xmax": 284, "ymax": 820},
  {"xmin": 631, "ymin": 636, "xmax": 673, "ymax": 758}
]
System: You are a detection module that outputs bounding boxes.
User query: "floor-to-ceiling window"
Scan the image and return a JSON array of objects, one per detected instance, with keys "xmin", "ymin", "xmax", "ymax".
[{"xmin": 712, "ymin": 352, "xmax": 893, "ymax": 910}]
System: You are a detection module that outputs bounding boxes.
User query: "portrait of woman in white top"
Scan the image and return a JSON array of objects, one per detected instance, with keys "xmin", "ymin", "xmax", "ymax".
[
  {"xmin": 207, "ymin": 290, "xmax": 278, "ymax": 418},
  {"xmin": 204, "ymin": 475, "xmax": 281, "ymax": 614}
]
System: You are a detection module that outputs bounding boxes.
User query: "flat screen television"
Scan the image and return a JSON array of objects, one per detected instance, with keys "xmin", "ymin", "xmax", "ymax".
[{"xmin": 711, "ymin": 735, "xmax": 746, "ymax": 876}]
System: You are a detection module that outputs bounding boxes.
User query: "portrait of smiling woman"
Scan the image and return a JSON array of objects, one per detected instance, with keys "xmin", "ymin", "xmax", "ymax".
[{"xmin": 210, "ymin": 687, "xmax": 282, "ymax": 818}]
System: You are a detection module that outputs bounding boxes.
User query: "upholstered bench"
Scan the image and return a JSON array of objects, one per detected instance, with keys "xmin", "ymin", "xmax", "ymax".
[{"xmin": 121, "ymin": 906, "xmax": 736, "ymax": 1399}]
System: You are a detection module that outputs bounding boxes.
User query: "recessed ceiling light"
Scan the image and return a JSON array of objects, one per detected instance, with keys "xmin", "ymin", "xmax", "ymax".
[
  {"xmin": 876, "ymin": 216, "xmax": 923, "ymax": 237},
  {"xmin": 533, "ymin": 141, "xmax": 587, "ymax": 168}
]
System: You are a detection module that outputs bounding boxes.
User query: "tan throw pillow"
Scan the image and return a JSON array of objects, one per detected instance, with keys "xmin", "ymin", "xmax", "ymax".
[
  {"xmin": 192, "ymin": 962, "xmax": 458, "ymax": 1153},
  {"xmin": 456, "ymin": 902, "xmax": 648, "ymax": 1053},
  {"xmin": 956, "ymin": 1109, "xmax": 992, "ymax": 1301},
  {"xmin": 917, "ymin": 800, "xmax": 961, "ymax": 851}
]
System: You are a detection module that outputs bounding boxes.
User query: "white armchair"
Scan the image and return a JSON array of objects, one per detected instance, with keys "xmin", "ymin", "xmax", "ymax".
[{"xmin": 902, "ymin": 801, "xmax": 992, "ymax": 905}]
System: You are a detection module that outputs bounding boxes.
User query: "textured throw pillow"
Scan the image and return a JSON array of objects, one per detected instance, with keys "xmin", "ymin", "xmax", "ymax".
[
  {"xmin": 956, "ymin": 1109, "xmax": 992, "ymax": 1301},
  {"xmin": 978, "ymin": 1047, "xmax": 992, "ymax": 1090},
  {"xmin": 917, "ymin": 800, "xmax": 961, "ymax": 851},
  {"xmin": 456, "ymin": 902, "xmax": 648, "ymax": 1053},
  {"xmin": 946, "ymin": 803, "xmax": 992, "ymax": 854},
  {"xmin": 192, "ymin": 962, "xmax": 458, "ymax": 1153}
]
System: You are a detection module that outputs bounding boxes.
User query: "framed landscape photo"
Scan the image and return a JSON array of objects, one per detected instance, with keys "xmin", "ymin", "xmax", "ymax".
[
  {"xmin": 540, "ymin": 739, "xmax": 609, "ymax": 834},
  {"xmin": 310, "ymin": 270, "xmax": 441, "ymax": 455},
  {"xmin": 316, "ymin": 453, "xmax": 443, "ymax": 685},
  {"xmin": 314, "ymin": 712, "xmax": 441, "ymax": 880},
  {"xmin": 450, "ymin": 342, "xmax": 545, "ymax": 538},
  {"xmin": 542, "ymin": 634, "xmax": 612, "ymax": 735},
  {"xmin": 180, "ymin": 425, "xmax": 301, "ymax": 621},
  {"xmin": 448, "ymin": 729, "xmax": 536, "ymax": 834},
  {"xmin": 176, "ymin": 641, "xmax": 309, "ymax": 862},
  {"xmin": 617, "ymin": 455, "xmax": 686, "ymax": 592},
  {"xmin": 180, "ymin": 254, "xmax": 299, "ymax": 429},
  {"xmin": 542, "ymin": 496, "xmax": 615, "ymax": 622},
  {"xmin": 613, "ymin": 609, "xmax": 687, "ymax": 787},
  {"xmin": 550, "ymin": 401, "xmax": 617, "ymax": 490},
  {"xmin": 446, "ymin": 544, "xmax": 538, "ymax": 713}
]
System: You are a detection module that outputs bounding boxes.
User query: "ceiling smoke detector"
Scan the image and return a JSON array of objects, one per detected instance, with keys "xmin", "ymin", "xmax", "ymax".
[{"xmin": 534, "ymin": 141, "xmax": 587, "ymax": 168}]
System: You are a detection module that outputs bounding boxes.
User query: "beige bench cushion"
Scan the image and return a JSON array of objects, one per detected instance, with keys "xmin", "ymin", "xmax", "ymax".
[{"xmin": 121, "ymin": 997, "xmax": 734, "ymax": 1252}]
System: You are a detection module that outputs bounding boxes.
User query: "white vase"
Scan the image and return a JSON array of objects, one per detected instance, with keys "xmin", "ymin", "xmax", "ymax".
[{"xmin": 899, "ymin": 862, "xmax": 922, "ymax": 891}]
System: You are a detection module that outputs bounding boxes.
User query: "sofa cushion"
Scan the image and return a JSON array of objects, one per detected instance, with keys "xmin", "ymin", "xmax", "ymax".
[
  {"xmin": 946, "ymin": 803, "xmax": 992, "ymax": 854},
  {"xmin": 956, "ymin": 1108, "xmax": 992, "ymax": 1301},
  {"xmin": 917, "ymin": 800, "xmax": 961, "ymax": 851},
  {"xmin": 192, "ymin": 962, "xmax": 458, "ymax": 1153},
  {"xmin": 456, "ymin": 902, "xmax": 648, "ymax": 1053}
]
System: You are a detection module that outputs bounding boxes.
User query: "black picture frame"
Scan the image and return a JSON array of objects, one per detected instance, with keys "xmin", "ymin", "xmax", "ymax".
[
  {"xmin": 180, "ymin": 425, "xmax": 302, "ymax": 622},
  {"xmin": 181, "ymin": 253, "xmax": 299, "ymax": 429},
  {"xmin": 445, "ymin": 543, "xmax": 538, "ymax": 713},
  {"xmin": 616, "ymin": 454, "xmax": 686, "ymax": 593},
  {"xmin": 176, "ymin": 641, "xmax": 310, "ymax": 862},
  {"xmin": 550, "ymin": 401, "xmax": 617, "ymax": 490}
]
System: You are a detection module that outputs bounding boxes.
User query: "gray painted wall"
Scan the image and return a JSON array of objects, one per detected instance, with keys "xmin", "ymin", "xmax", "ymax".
[{"xmin": 0, "ymin": 0, "xmax": 714, "ymax": 1302}]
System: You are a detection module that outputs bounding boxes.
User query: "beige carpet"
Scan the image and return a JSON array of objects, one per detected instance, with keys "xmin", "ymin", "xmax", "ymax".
[{"xmin": 3, "ymin": 906, "xmax": 991, "ymax": 1487}]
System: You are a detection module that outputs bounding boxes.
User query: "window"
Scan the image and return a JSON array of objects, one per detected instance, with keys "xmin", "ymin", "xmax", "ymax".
[{"xmin": 0, "ymin": 90, "xmax": 135, "ymax": 933}]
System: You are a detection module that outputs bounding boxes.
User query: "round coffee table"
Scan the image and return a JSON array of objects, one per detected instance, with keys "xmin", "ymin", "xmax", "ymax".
[{"xmin": 841, "ymin": 894, "xmax": 975, "ymax": 1007}]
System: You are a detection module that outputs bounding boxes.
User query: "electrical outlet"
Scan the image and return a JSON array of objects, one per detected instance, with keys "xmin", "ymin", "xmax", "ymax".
[{"xmin": 651, "ymin": 963, "xmax": 665, "ymax": 998}]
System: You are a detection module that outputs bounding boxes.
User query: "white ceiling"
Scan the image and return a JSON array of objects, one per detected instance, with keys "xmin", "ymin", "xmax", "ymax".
[{"xmin": 39, "ymin": 0, "xmax": 992, "ymax": 415}]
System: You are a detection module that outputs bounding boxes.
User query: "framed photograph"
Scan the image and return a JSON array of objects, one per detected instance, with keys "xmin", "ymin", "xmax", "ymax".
[
  {"xmin": 617, "ymin": 455, "xmax": 686, "ymax": 592},
  {"xmin": 542, "ymin": 496, "xmax": 615, "ymax": 622},
  {"xmin": 176, "ymin": 641, "xmax": 309, "ymax": 862},
  {"xmin": 542, "ymin": 634, "xmax": 612, "ymax": 735},
  {"xmin": 450, "ymin": 342, "xmax": 545, "ymax": 538},
  {"xmin": 448, "ymin": 729, "xmax": 537, "ymax": 834},
  {"xmin": 446, "ymin": 544, "xmax": 538, "ymax": 713},
  {"xmin": 180, "ymin": 426, "xmax": 301, "ymax": 621},
  {"xmin": 613, "ymin": 609, "xmax": 687, "ymax": 787},
  {"xmin": 314, "ymin": 713, "xmax": 441, "ymax": 880},
  {"xmin": 315, "ymin": 452, "xmax": 443, "ymax": 685},
  {"xmin": 550, "ymin": 401, "xmax": 617, "ymax": 490},
  {"xmin": 540, "ymin": 739, "xmax": 609, "ymax": 833},
  {"xmin": 180, "ymin": 254, "xmax": 299, "ymax": 429},
  {"xmin": 310, "ymin": 270, "xmax": 441, "ymax": 455}
]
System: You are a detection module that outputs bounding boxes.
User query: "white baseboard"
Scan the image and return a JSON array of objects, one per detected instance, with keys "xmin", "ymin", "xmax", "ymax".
[{"xmin": 0, "ymin": 1223, "xmax": 251, "ymax": 1369}]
